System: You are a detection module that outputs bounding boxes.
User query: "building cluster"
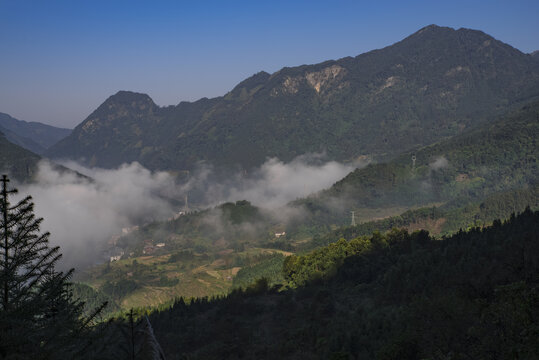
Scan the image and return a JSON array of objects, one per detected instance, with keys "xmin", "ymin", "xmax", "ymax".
[
  {"xmin": 143, "ymin": 240, "xmax": 166, "ymax": 255},
  {"xmin": 106, "ymin": 247, "xmax": 125, "ymax": 262}
]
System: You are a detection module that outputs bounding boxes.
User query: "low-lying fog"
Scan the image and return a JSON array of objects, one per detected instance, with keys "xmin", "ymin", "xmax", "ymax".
[{"xmin": 13, "ymin": 154, "xmax": 362, "ymax": 269}]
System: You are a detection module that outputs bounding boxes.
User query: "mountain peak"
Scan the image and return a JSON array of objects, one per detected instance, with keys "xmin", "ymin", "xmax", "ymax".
[
  {"xmin": 104, "ymin": 91, "xmax": 156, "ymax": 106},
  {"xmin": 406, "ymin": 24, "xmax": 492, "ymax": 42},
  {"xmin": 91, "ymin": 90, "xmax": 158, "ymax": 119},
  {"xmin": 413, "ymin": 24, "xmax": 453, "ymax": 36},
  {"xmin": 418, "ymin": 24, "xmax": 444, "ymax": 31},
  {"xmin": 75, "ymin": 91, "xmax": 158, "ymax": 137},
  {"xmin": 47, "ymin": 25, "xmax": 539, "ymax": 170}
]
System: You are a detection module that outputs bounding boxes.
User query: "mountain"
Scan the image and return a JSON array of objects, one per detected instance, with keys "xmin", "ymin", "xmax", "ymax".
[
  {"xmin": 0, "ymin": 113, "xmax": 71, "ymax": 154},
  {"xmin": 0, "ymin": 125, "xmax": 44, "ymax": 155},
  {"xmin": 74, "ymin": 100, "xmax": 538, "ymax": 311},
  {"xmin": 531, "ymin": 50, "xmax": 539, "ymax": 61},
  {"xmin": 309, "ymin": 184, "xmax": 539, "ymax": 250},
  {"xmin": 0, "ymin": 127, "xmax": 82, "ymax": 183},
  {"xmin": 0, "ymin": 130, "xmax": 41, "ymax": 181},
  {"xmin": 294, "ymin": 98, "xmax": 539, "ymax": 228},
  {"xmin": 47, "ymin": 25, "xmax": 539, "ymax": 170}
]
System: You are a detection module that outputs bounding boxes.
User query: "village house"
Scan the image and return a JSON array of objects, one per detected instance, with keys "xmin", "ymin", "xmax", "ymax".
[
  {"xmin": 110, "ymin": 254, "xmax": 122, "ymax": 262},
  {"xmin": 106, "ymin": 246, "xmax": 125, "ymax": 262},
  {"xmin": 143, "ymin": 245, "xmax": 155, "ymax": 255}
]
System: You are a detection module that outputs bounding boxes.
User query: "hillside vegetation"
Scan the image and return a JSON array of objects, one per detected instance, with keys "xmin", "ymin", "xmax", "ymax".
[
  {"xmin": 308, "ymin": 184, "xmax": 539, "ymax": 250},
  {"xmin": 78, "ymin": 97, "xmax": 539, "ymax": 310},
  {"xmin": 145, "ymin": 209, "xmax": 539, "ymax": 359},
  {"xmin": 76, "ymin": 201, "xmax": 291, "ymax": 310},
  {"xmin": 47, "ymin": 25, "xmax": 539, "ymax": 170},
  {"xmin": 293, "ymin": 99, "xmax": 539, "ymax": 229}
]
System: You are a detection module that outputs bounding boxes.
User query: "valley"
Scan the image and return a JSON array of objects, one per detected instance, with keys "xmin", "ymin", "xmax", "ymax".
[{"xmin": 1, "ymin": 18, "xmax": 538, "ymax": 359}]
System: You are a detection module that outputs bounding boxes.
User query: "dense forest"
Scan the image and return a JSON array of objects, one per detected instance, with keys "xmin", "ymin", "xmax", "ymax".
[
  {"xmin": 292, "ymin": 98, "xmax": 539, "ymax": 229},
  {"xmin": 147, "ymin": 209, "xmax": 539, "ymax": 359},
  {"xmin": 307, "ymin": 183, "xmax": 539, "ymax": 249}
]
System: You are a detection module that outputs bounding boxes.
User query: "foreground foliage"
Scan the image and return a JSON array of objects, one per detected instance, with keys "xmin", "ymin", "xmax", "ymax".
[{"xmin": 0, "ymin": 175, "xmax": 107, "ymax": 359}]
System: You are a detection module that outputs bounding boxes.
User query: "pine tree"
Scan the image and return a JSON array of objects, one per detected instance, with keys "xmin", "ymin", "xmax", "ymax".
[{"xmin": 0, "ymin": 174, "xmax": 107, "ymax": 358}]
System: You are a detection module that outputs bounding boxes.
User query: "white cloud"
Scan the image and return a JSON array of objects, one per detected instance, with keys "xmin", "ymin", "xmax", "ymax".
[
  {"xmin": 429, "ymin": 156, "xmax": 449, "ymax": 171},
  {"xmin": 185, "ymin": 153, "xmax": 361, "ymax": 209},
  {"xmin": 14, "ymin": 161, "xmax": 176, "ymax": 269},
  {"xmin": 11, "ymin": 154, "xmax": 362, "ymax": 269}
]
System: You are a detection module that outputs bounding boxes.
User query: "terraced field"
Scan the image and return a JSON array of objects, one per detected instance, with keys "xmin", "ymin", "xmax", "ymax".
[{"xmin": 78, "ymin": 248, "xmax": 291, "ymax": 310}]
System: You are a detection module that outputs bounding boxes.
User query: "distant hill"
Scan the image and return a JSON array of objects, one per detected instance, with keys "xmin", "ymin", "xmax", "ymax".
[
  {"xmin": 0, "ymin": 126, "xmax": 83, "ymax": 183},
  {"xmin": 0, "ymin": 113, "xmax": 71, "ymax": 154},
  {"xmin": 0, "ymin": 130, "xmax": 41, "ymax": 182},
  {"xmin": 531, "ymin": 50, "xmax": 539, "ymax": 61},
  {"xmin": 0, "ymin": 124, "xmax": 44, "ymax": 155},
  {"xmin": 47, "ymin": 25, "xmax": 539, "ymax": 170}
]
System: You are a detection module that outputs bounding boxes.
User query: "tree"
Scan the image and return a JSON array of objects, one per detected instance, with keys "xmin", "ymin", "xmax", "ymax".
[{"xmin": 0, "ymin": 174, "xmax": 107, "ymax": 359}]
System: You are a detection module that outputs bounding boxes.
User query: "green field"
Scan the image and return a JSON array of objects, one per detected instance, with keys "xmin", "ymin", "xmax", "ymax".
[{"xmin": 77, "ymin": 246, "xmax": 291, "ymax": 310}]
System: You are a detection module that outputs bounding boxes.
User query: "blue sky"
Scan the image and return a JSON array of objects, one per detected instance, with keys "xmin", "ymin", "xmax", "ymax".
[{"xmin": 1, "ymin": 0, "xmax": 538, "ymax": 128}]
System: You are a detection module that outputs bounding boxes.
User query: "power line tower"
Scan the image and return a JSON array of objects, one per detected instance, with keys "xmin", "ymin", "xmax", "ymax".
[{"xmin": 351, "ymin": 211, "xmax": 356, "ymax": 226}]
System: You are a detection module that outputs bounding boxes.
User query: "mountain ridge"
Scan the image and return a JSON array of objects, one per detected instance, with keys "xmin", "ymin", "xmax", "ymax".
[
  {"xmin": 0, "ymin": 112, "xmax": 71, "ymax": 154},
  {"xmin": 0, "ymin": 130, "xmax": 41, "ymax": 181},
  {"xmin": 291, "ymin": 98, "xmax": 539, "ymax": 231},
  {"xmin": 47, "ymin": 25, "xmax": 539, "ymax": 170}
]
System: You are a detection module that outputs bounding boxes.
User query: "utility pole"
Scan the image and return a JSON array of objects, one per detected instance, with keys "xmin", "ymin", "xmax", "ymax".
[{"xmin": 351, "ymin": 211, "xmax": 356, "ymax": 226}]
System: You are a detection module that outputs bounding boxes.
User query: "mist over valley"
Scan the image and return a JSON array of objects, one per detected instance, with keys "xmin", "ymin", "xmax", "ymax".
[{"xmin": 1, "ymin": 8, "xmax": 538, "ymax": 358}]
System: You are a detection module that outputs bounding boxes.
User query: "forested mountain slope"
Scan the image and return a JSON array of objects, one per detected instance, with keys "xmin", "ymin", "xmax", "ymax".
[
  {"xmin": 294, "ymin": 99, "xmax": 539, "ymax": 226},
  {"xmin": 146, "ymin": 209, "xmax": 539, "ymax": 359},
  {"xmin": 308, "ymin": 184, "xmax": 539, "ymax": 249},
  {"xmin": 47, "ymin": 25, "xmax": 539, "ymax": 170}
]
